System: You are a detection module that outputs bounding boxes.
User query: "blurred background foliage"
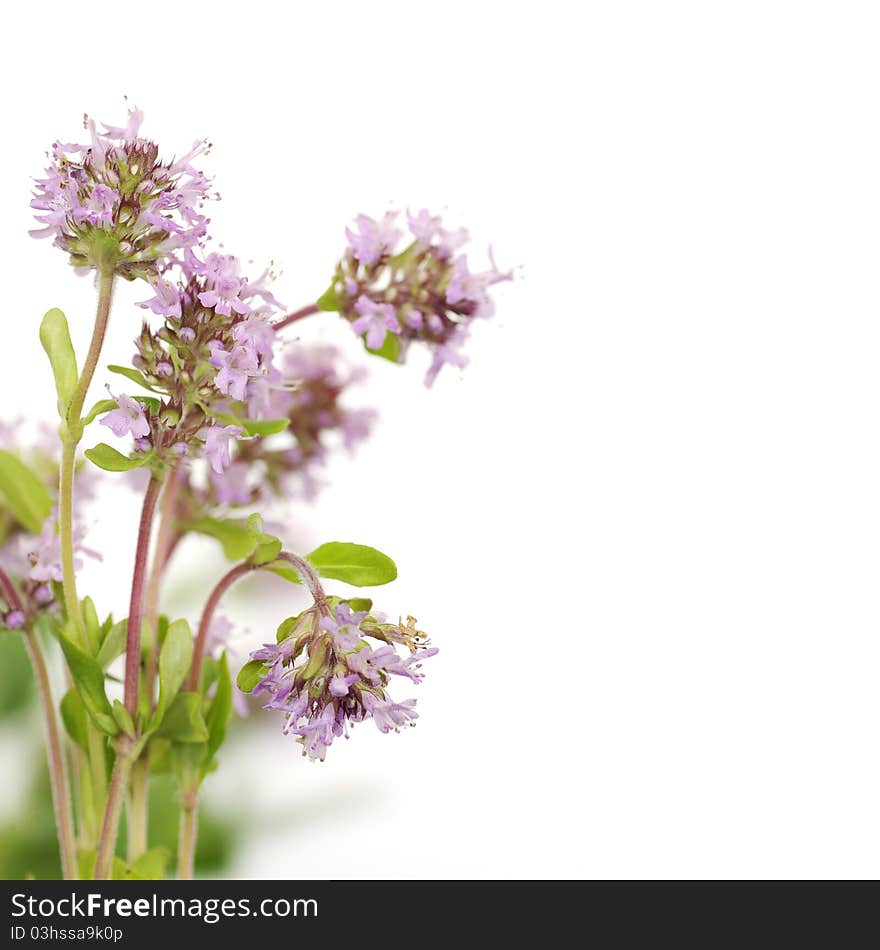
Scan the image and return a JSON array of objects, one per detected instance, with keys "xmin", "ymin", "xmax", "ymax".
[{"xmin": 0, "ymin": 632, "xmax": 239, "ymax": 878}]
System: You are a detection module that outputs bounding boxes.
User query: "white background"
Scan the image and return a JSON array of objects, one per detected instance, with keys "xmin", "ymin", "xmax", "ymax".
[{"xmin": 1, "ymin": 1, "xmax": 879, "ymax": 879}]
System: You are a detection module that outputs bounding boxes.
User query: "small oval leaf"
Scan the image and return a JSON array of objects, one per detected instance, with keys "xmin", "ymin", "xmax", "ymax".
[
  {"xmin": 149, "ymin": 619, "xmax": 194, "ymax": 732},
  {"xmin": 39, "ymin": 308, "xmax": 79, "ymax": 417},
  {"xmin": 155, "ymin": 691, "xmax": 208, "ymax": 743},
  {"xmin": 107, "ymin": 365, "xmax": 161, "ymax": 392},
  {"xmin": 59, "ymin": 632, "xmax": 117, "ymax": 735},
  {"xmin": 85, "ymin": 443, "xmax": 148, "ymax": 472},
  {"xmin": 189, "ymin": 517, "xmax": 257, "ymax": 561},
  {"xmin": 237, "ymin": 659, "xmax": 266, "ymax": 694},
  {"xmin": 307, "ymin": 541, "xmax": 398, "ymax": 587}
]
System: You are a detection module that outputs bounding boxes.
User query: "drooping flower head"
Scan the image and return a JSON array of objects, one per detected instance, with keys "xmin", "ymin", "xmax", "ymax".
[
  {"xmin": 323, "ymin": 209, "xmax": 512, "ymax": 384},
  {"xmin": 31, "ymin": 106, "xmax": 212, "ymax": 278},
  {"xmin": 242, "ymin": 600, "xmax": 436, "ymax": 761}
]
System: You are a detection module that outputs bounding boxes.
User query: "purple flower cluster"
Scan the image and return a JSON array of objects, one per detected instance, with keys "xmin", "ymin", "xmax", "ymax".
[
  {"xmin": 101, "ymin": 250, "xmax": 284, "ymax": 474},
  {"xmin": 31, "ymin": 107, "xmax": 211, "ymax": 278},
  {"xmin": 330, "ymin": 209, "xmax": 512, "ymax": 384},
  {"xmin": 246, "ymin": 601, "xmax": 436, "ymax": 761}
]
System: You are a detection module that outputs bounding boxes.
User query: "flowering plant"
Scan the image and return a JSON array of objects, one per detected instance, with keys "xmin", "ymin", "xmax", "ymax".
[{"xmin": 0, "ymin": 109, "xmax": 509, "ymax": 879}]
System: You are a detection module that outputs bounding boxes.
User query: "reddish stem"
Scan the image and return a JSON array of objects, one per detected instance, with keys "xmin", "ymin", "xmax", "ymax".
[
  {"xmin": 0, "ymin": 568, "xmax": 23, "ymax": 613},
  {"xmin": 187, "ymin": 562, "xmax": 255, "ymax": 691},
  {"xmin": 273, "ymin": 303, "xmax": 320, "ymax": 332},
  {"xmin": 123, "ymin": 476, "xmax": 162, "ymax": 720},
  {"xmin": 187, "ymin": 551, "xmax": 325, "ymax": 691},
  {"xmin": 144, "ymin": 465, "xmax": 184, "ymax": 708}
]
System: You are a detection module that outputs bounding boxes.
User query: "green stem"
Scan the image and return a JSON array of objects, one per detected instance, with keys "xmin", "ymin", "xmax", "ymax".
[
  {"xmin": 176, "ymin": 551, "xmax": 326, "ymax": 878},
  {"xmin": 127, "ymin": 756, "xmax": 150, "ymax": 863},
  {"xmin": 59, "ymin": 270, "xmax": 114, "ymax": 638},
  {"xmin": 177, "ymin": 795, "xmax": 199, "ymax": 880},
  {"xmin": 58, "ymin": 440, "xmax": 82, "ymax": 633},
  {"xmin": 24, "ymin": 629, "xmax": 79, "ymax": 880},
  {"xmin": 57, "ymin": 270, "xmax": 115, "ymax": 851},
  {"xmin": 93, "ymin": 737, "xmax": 134, "ymax": 880}
]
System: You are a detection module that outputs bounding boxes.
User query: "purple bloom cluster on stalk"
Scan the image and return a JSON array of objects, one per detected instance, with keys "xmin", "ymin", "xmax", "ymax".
[
  {"xmin": 30, "ymin": 106, "xmax": 212, "ymax": 278},
  {"xmin": 14, "ymin": 104, "xmax": 518, "ymax": 884},
  {"xmin": 328, "ymin": 209, "xmax": 512, "ymax": 384},
  {"xmin": 105, "ymin": 248, "xmax": 286, "ymax": 473},
  {"xmin": 248, "ymin": 601, "xmax": 437, "ymax": 761}
]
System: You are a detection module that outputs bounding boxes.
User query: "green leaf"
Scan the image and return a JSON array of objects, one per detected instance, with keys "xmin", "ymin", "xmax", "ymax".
[
  {"xmin": 199, "ymin": 655, "xmax": 219, "ymax": 695},
  {"xmin": 237, "ymin": 659, "xmax": 266, "ymax": 694},
  {"xmin": 0, "ymin": 451, "xmax": 53, "ymax": 534},
  {"xmin": 150, "ymin": 619, "xmax": 193, "ymax": 731},
  {"xmin": 59, "ymin": 633, "xmax": 117, "ymax": 735},
  {"xmin": 246, "ymin": 513, "xmax": 282, "ymax": 566},
  {"xmin": 316, "ymin": 284, "xmax": 341, "ymax": 312},
  {"xmin": 39, "ymin": 308, "xmax": 78, "ymax": 417},
  {"xmin": 388, "ymin": 240, "xmax": 420, "ymax": 269},
  {"xmin": 107, "ymin": 364, "xmax": 161, "ymax": 392},
  {"xmin": 171, "ymin": 742, "xmax": 206, "ymax": 790},
  {"xmin": 84, "ymin": 443, "xmax": 148, "ymax": 472},
  {"xmin": 82, "ymin": 398, "xmax": 117, "ymax": 427},
  {"xmin": 265, "ymin": 560, "xmax": 305, "ymax": 585},
  {"xmin": 79, "ymin": 850, "xmax": 136, "ymax": 880},
  {"xmin": 302, "ymin": 638, "xmax": 329, "ymax": 679},
  {"xmin": 362, "ymin": 331, "xmax": 402, "ymax": 363},
  {"xmin": 77, "ymin": 848, "xmax": 148, "ymax": 881},
  {"xmin": 307, "ymin": 541, "xmax": 398, "ymax": 587},
  {"xmin": 60, "ymin": 690, "xmax": 89, "ymax": 751},
  {"xmin": 96, "ymin": 620, "xmax": 127, "ymax": 668},
  {"xmin": 347, "ymin": 597, "xmax": 374, "ymax": 613},
  {"xmin": 128, "ymin": 848, "xmax": 170, "ymax": 881},
  {"xmin": 81, "ymin": 596, "xmax": 101, "ymax": 654},
  {"xmin": 242, "ymin": 417, "xmax": 289, "ymax": 437},
  {"xmin": 275, "ymin": 615, "xmax": 300, "ymax": 643},
  {"xmin": 253, "ymin": 534, "xmax": 281, "ymax": 567},
  {"xmin": 203, "ymin": 654, "xmax": 233, "ymax": 773},
  {"xmin": 134, "ymin": 396, "xmax": 162, "ymax": 413},
  {"xmin": 112, "ymin": 699, "xmax": 135, "ymax": 738},
  {"xmin": 189, "ymin": 517, "xmax": 256, "ymax": 561},
  {"xmin": 155, "ymin": 692, "xmax": 208, "ymax": 743},
  {"xmin": 77, "ymin": 851, "xmax": 97, "ymax": 879},
  {"xmin": 214, "ymin": 413, "xmax": 289, "ymax": 437}
]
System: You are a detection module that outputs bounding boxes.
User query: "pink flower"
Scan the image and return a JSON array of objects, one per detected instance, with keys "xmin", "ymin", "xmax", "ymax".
[
  {"xmin": 197, "ymin": 253, "xmax": 250, "ymax": 317},
  {"xmin": 232, "ymin": 315, "xmax": 275, "ymax": 358},
  {"xmin": 209, "ymin": 341, "xmax": 259, "ymax": 401},
  {"xmin": 203, "ymin": 424, "xmax": 241, "ymax": 474},
  {"xmin": 210, "ymin": 461, "xmax": 251, "ymax": 505},
  {"xmin": 139, "ymin": 278, "xmax": 183, "ymax": 318},
  {"xmin": 345, "ymin": 212, "xmax": 401, "ymax": 266},
  {"xmin": 100, "ymin": 393, "xmax": 150, "ymax": 439},
  {"xmin": 445, "ymin": 252, "xmax": 513, "ymax": 318},
  {"xmin": 351, "ymin": 296, "xmax": 400, "ymax": 350},
  {"xmin": 425, "ymin": 330, "xmax": 470, "ymax": 386}
]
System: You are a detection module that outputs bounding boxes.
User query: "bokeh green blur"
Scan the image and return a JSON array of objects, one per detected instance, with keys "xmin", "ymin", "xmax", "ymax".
[{"xmin": 0, "ymin": 633, "xmax": 238, "ymax": 879}]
